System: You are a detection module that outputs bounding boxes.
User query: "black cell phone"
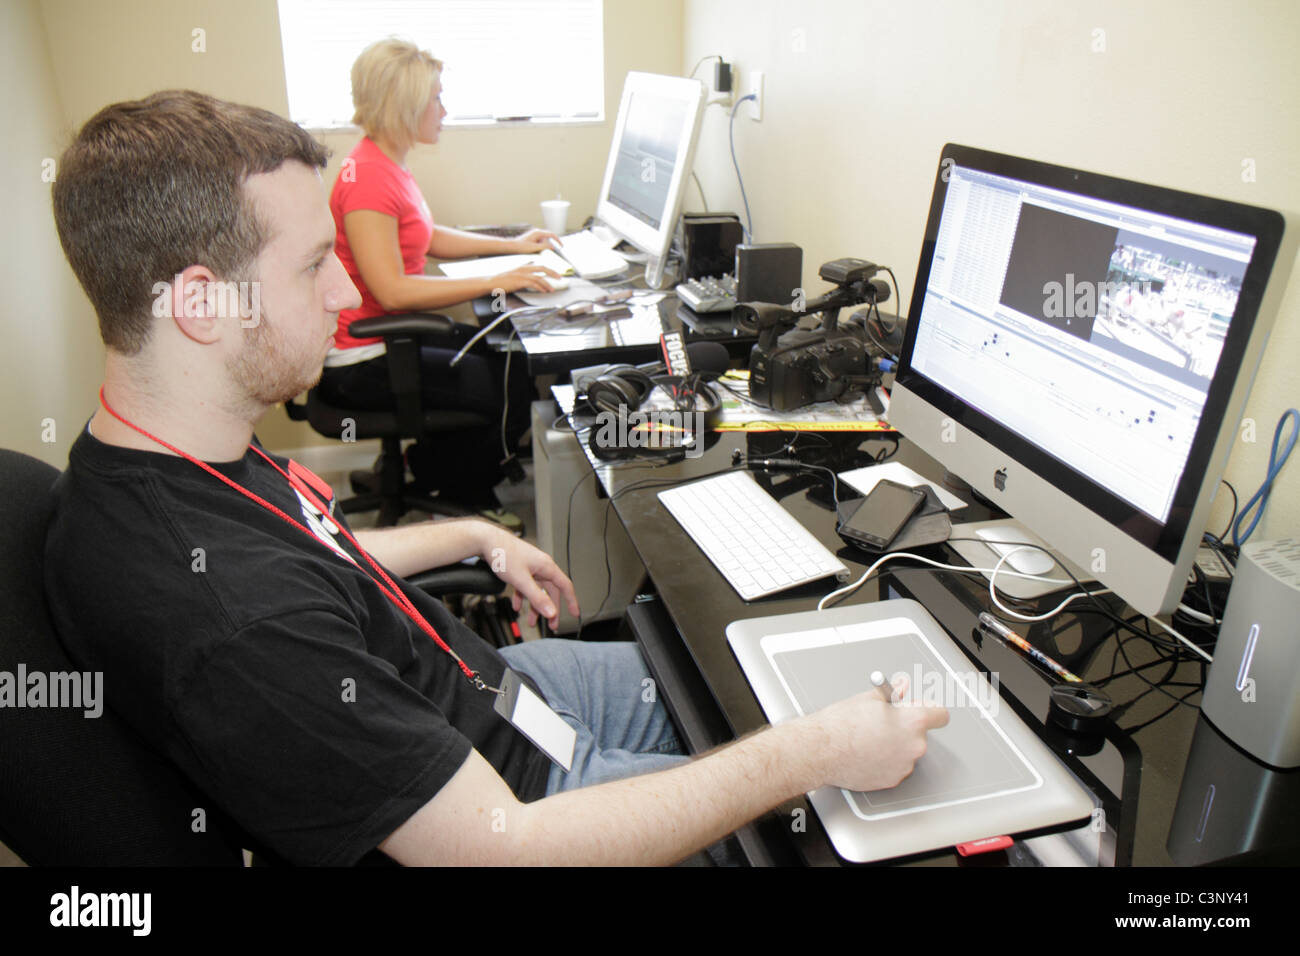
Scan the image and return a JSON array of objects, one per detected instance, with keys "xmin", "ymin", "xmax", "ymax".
[{"xmin": 837, "ymin": 479, "xmax": 927, "ymax": 551}]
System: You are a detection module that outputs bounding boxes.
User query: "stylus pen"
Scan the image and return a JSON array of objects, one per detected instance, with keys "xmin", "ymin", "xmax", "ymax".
[
  {"xmin": 870, "ymin": 670, "xmax": 895, "ymax": 703},
  {"xmin": 977, "ymin": 613, "xmax": 1083, "ymax": 683}
]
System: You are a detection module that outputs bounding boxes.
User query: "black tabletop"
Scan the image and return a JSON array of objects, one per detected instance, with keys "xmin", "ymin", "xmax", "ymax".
[
  {"xmin": 569, "ymin": 420, "xmax": 1237, "ymax": 866},
  {"xmin": 477, "ymin": 292, "xmax": 757, "ymax": 375}
]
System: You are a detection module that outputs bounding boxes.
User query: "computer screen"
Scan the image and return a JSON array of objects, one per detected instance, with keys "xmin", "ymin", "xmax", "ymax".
[
  {"xmin": 594, "ymin": 72, "xmax": 706, "ymax": 288},
  {"xmin": 889, "ymin": 144, "xmax": 1294, "ymax": 617}
]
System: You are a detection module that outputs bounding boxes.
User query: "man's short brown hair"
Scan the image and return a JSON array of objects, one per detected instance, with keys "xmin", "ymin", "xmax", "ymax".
[{"xmin": 52, "ymin": 90, "xmax": 330, "ymax": 354}]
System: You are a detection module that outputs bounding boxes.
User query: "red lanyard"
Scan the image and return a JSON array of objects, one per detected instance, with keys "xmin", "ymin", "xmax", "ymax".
[{"xmin": 97, "ymin": 387, "xmax": 491, "ymax": 692}]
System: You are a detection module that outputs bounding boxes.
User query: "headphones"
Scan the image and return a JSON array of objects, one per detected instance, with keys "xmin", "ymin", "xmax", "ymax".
[
  {"xmin": 579, "ymin": 364, "xmax": 659, "ymax": 416},
  {"xmin": 576, "ymin": 362, "xmax": 723, "ymax": 461}
]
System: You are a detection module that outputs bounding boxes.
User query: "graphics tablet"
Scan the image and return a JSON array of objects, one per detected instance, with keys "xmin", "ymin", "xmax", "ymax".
[{"xmin": 727, "ymin": 599, "xmax": 1095, "ymax": 862}]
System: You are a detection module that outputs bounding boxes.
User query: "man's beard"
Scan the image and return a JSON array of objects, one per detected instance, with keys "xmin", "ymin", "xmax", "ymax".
[{"xmin": 225, "ymin": 310, "xmax": 325, "ymax": 409}]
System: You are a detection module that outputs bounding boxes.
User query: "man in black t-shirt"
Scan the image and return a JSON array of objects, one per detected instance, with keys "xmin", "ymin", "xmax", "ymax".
[{"xmin": 46, "ymin": 90, "xmax": 946, "ymax": 866}]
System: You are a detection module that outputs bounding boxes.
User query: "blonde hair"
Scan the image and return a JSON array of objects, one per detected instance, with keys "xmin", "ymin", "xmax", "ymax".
[{"xmin": 350, "ymin": 38, "xmax": 442, "ymax": 150}]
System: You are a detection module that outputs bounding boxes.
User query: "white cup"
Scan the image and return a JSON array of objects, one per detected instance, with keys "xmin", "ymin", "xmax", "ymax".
[{"xmin": 541, "ymin": 199, "xmax": 570, "ymax": 235}]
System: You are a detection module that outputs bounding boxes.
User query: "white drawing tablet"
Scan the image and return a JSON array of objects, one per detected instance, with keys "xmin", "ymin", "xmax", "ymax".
[{"xmin": 727, "ymin": 599, "xmax": 1095, "ymax": 862}]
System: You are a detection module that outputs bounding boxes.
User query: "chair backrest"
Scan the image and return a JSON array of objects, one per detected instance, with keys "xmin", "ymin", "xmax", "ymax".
[{"xmin": 0, "ymin": 449, "xmax": 245, "ymax": 865}]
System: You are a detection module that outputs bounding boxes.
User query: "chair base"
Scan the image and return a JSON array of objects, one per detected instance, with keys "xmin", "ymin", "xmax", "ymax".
[{"xmin": 338, "ymin": 437, "xmax": 475, "ymax": 527}]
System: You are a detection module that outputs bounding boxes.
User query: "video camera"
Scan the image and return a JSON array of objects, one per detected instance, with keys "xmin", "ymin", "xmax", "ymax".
[{"xmin": 736, "ymin": 258, "xmax": 897, "ymax": 411}]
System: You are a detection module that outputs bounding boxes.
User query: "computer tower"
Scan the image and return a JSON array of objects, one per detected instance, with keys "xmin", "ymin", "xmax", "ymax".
[
  {"xmin": 530, "ymin": 401, "xmax": 646, "ymax": 634},
  {"xmin": 1200, "ymin": 538, "xmax": 1300, "ymax": 768},
  {"xmin": 1166, "ymin": 714, "xmax": 1300, "ymax": 864}
]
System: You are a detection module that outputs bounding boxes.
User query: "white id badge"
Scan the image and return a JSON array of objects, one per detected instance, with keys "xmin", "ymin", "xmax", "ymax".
[{"xmin": 493, "ymin": 668, "xmax": 576, "ymax": 772}]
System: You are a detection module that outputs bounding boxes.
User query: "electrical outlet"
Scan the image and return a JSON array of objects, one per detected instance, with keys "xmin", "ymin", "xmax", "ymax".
[{"xmin": 744, "ymin": 70, "xmax": 764, "ymax": 122}]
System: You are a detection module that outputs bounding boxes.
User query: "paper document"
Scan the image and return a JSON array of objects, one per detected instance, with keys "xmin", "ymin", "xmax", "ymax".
[
  {"xmin": 714, "ymin": 371, "xmax": 892, "ymax": 432},
  {"xmin": 838, "ymin": 462, "xmax": 968, "ymax": 511},
  {"xmin": 437, "ymin": 248, "xmax": 573, "ymax": 280}
]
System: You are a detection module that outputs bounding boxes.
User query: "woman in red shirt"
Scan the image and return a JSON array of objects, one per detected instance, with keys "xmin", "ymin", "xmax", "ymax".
[{"xmin": 320, "ymin": 38, "xmax": 560, "ymax": 513}]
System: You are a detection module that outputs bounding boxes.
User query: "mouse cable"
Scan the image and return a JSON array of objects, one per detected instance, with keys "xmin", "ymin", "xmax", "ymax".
[
  {"xmin": 979, "ymin": 541, "xmax": 1211, "ymax": 663},
  {"xmin": 450, "ymin": 303, "xmax": 553, "ymax": 366},
  {"xmin": 820, "ymin": 533, "xmax": 1212, "ymax": 664},
  {"xmin": 816, "ymin": 549, "xmax": 1097, "ymax": 612}
]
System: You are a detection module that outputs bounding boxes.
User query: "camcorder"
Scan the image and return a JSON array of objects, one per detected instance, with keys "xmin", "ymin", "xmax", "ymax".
[{"xmin": 737, "ymin": 258, "xmax": 900, "ymax": 411}]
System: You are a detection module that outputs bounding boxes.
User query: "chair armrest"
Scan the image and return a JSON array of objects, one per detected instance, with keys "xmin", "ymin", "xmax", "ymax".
[
  {"xmin": 349, "ymin": 312, "xmax": 457, "ymax": 340},
  {"xmin": 284, "ymin": 394, "xmax": 309, "ymax": 421},
  {"xmin": 406, "ymin": 560, "xmax": 506, "ymax": 598},
  {"xmin": 349, "ymin": 313, "xmax": 467, "ymax": 436}
]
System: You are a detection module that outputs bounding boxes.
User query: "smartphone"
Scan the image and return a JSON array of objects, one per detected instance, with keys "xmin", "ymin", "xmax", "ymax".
[{"xmin": 837, "ymin": 479, "xmax": 927, "ymax": 551}]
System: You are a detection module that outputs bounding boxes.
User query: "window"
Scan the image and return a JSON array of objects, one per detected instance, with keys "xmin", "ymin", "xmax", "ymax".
[{"xmin": 277, "ymin": 0, "xmax": 604, "ymax": 128}]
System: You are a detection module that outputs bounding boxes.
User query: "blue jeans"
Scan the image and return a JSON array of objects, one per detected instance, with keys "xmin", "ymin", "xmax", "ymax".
[{"xmin": 496, "ymin": 639, "xmax": 689, "ymax": 795}]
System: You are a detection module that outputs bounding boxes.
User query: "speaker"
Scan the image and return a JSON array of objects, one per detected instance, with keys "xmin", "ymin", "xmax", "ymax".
[
  {"xmin": 1200, "ymin": 538, "xmax": 1300, "ymax": 768},
  {"xmin": 680, "ymin": 213, "xmax": 743, "ymax": 280},
  {"xmin": 735, "ymin": 242, "xmax": 802, "ymax": 306}
]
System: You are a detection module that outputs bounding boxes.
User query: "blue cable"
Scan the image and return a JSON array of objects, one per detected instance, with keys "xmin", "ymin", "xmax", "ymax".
[
  {"xmin": 729, "ymin": 94, "xmax": 756, "ymax": 243},
  {"xmin": 1232, "ymin": 407, "xmax": 1298, "ymax": 547}
]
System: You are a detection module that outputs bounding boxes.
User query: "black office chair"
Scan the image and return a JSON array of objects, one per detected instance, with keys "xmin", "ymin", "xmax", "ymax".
[
  {"xmin": 288, "ymin": 313, "xmax": 492, "ymax": 527},
  {"xmin": 0, "ymin": 447, "xmax": 509, "ymax": 865}
]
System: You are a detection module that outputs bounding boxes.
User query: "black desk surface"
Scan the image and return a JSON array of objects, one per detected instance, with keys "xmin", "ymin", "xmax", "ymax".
[
  {"xmin": 475, "ymin": 290, "xmax": 756, "ymax": 375},
  {"xmin": 569, "ymin": 421, "xmax": 1229, "ymax": 867}
]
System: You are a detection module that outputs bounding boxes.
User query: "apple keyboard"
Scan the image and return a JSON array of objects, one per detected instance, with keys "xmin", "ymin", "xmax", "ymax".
[
  {"xmin": 658, "ymin": 471, "xmax": 849, "ymax": 600},
  {"xmin": 556, "ymin": 230, "xmax": 629, "ymax": 279}
]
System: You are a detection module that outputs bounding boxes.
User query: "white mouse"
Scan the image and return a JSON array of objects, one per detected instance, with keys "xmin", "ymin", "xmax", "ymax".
[{"xmin": 974, "ymin": 527, "xmax": 1057, "ymax": 575}]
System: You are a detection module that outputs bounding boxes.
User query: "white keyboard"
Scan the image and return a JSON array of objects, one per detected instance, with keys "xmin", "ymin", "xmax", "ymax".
[
  {"xmin": 658, "ymin": 471, "xmax": 849, "ymax": 601},
  {"xmin": 556, "ymin": 230, "xmax": 629, "ymax": 279}
]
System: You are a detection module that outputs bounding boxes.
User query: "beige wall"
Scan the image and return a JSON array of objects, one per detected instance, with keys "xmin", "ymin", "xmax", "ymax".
[
  {"xmin": 684, "ymin": 0, "xmax": 1300, "ymax": 541},
  {"xmin": 20, "ymin": 0, "xmax": 683, "ymax": 452},
  {"xmin": 11, "ymin": 0, "xmax": 1295, "ymax": 541},
  {"xmin": 0, "ymin": 0, "xmax": 104, "ymax": 467}
]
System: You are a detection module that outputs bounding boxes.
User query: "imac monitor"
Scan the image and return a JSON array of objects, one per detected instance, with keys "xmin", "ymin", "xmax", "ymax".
[
  {"xmin": 889, "ymin": 144, "xmax": 1295, "ymax": 617},
  {"xmin": 594, "ymin": 71, "xmax": 706, "ymax": 288}
]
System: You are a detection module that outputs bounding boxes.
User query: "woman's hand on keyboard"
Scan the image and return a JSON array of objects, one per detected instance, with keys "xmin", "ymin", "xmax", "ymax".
[{"xmin": 507, "ymin": 228, "xmax": 561, "ymax": 254}]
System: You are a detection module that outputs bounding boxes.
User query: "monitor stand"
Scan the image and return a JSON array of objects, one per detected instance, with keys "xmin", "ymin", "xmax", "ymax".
[
  {"xmin": 644, "ymin": 252, "xmax": 672, "ymax": 290},
  {"xmin": 949, "ymin": 518, "xmax": 1095, "ymax": 602}
]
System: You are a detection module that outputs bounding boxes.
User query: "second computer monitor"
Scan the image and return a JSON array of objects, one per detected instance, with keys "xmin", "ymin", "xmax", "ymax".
[
  {"xmin": 888, "ymin": 144, "xmax": 1294, "ymax": 618},
  {"xmin": 594, "ymin": 71, "xmax": 706, "ymax": 288}
]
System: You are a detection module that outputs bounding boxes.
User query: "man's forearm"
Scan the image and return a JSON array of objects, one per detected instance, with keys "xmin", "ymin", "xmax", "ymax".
[
  {"xmin": 382, "ymin": 684, "xmax": 943, "ymax": 866},
  {"xmin": 509, "ymin": 720, "xmax": 823, "ymax": 866},
  {"xmin": 353, "ymin": 518, "xmax": 494, "ymax": 578}
]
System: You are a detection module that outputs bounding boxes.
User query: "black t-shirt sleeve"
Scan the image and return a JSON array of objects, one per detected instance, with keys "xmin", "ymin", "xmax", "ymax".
[{"xmin": 171, "ymin": 607, "xmax": 472, "ymax": 866}]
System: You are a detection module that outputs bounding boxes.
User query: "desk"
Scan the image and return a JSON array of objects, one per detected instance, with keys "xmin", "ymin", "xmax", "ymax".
[
  {"xmin": 473, "ymin": 291, "xmax": 756, "ymax": 376},
  {"xmin": 556, "ymin": 408, "xmax": 1234, "ymax": 867}
]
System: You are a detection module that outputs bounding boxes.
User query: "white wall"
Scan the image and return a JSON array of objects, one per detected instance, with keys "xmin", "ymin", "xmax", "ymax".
[
  {"xmin": 22, "ymin": 0, "xmax": 683, "ymax": 452},
  {"xmin": 685, "ymin": 0, "xmax": 1300, "ymax": 541},
  {"xmin": 0, "ymin": 0, "xmax": 104, "ymax": 467}
]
